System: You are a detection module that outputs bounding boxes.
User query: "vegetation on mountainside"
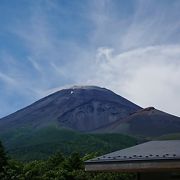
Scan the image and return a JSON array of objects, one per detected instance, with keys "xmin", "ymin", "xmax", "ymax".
[
  {"xmin": 155, "ymin": 133, "xmax": 180, "ymax": 140},
  {"xmin": 0, "ymin": 126, "xmax": 137, "ymax": 161},
  {"xmin": 0, "ymin": 140, "xmax": 136, "ymax": 180}
]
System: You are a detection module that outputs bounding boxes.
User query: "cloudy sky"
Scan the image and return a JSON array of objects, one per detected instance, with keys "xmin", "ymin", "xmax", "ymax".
[{"xmin": 0, "ymin": 0, "xmax": 180, "ymax": 118}]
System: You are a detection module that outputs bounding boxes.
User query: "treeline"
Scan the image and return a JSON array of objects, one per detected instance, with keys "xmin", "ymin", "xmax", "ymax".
[{"xmin": 0, "ymin": 141, "xmax": 136, "ymax": 180}]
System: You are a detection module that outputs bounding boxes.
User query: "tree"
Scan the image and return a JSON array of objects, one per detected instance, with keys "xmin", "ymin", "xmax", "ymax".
[
  {"xmin": 62, "ymin": 152, "xmax": 83, "ymax": 171},
  {"xmin": 47, "ymin": 152, "xmax": 65, "ymax": 169},
  {"xmin": 0, "ymin": 140, "xmax": 7, "ymax": 173}
]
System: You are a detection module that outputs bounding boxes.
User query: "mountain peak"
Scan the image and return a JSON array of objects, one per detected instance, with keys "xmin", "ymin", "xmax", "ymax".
[
  {"xmin": 0, "ymin": 85, "xmax": 141, "ymax": 132},
  {"xmin": 62, "ymin": 85, "xmax": 111, "ymax": 94},
  {"xmin": 70, "ymin": 85, "xmax": 104, "ymax": 90}
]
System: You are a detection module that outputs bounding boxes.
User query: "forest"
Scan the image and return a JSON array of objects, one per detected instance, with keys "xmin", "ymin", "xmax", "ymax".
[{"xmin": 0, "ymin": 140, "xmax": 136, "ymax": 180}]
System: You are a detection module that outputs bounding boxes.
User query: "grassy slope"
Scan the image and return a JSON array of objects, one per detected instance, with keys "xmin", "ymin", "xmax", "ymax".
[
  {"xmin": 0, "ymin": 126, "xmax": 137, "ymax": 161},
  {"xmin": 155, "ymin": 133, "xmax": 180, "ymax": 140}
]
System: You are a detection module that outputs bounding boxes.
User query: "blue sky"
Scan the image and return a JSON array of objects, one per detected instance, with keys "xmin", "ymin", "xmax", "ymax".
[{"xmin": 0, "ymin": 0, "xmax": 180, "ymax": 118}]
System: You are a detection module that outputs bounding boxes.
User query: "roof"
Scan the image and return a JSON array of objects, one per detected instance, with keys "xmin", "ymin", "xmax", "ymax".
[{"xmin": 85, "ymin": 140, "xmax": 180, "ymax": 172}]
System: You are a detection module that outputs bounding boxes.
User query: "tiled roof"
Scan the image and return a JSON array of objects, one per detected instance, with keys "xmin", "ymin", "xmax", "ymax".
[{"xmin": 86, "ymin": 140, "xmax": 180, "ymax": 163}]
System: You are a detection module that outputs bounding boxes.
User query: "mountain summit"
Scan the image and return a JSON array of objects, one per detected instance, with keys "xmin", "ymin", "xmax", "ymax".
[{"xmin": 0, "ymin": 86, "xmax": 141, "ymax": 132}]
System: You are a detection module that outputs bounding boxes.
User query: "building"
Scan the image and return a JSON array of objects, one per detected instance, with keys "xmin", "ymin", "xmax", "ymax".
[{"xmin": 85, "ymin": 140, "xmax": 180, "ymax": 180}]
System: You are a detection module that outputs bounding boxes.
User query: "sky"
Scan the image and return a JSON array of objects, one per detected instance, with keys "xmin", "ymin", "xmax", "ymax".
[{"xmin": 0, "ymin": 0, "xmax": 180, "ymax": 118}]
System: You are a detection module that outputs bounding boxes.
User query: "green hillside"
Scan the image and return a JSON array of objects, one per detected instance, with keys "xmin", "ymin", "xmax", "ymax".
[
  {"xmin": 0, "ymin": 126, "xmax": 137, "ymax": 161},
  {"xmin": 155, "ymin": 133, "xmax": 180, "ymax": 140}
]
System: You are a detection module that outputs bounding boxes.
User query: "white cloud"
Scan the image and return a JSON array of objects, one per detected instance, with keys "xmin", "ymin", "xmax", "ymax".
[{"xmin": 86, "ymin": 45, "xmax": 180, "ymax": 116}]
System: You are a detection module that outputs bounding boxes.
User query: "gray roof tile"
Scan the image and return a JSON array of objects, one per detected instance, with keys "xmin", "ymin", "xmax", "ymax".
[{"xmin": 86, "ymin": 140, "xmax": 180, "ymax": 163}]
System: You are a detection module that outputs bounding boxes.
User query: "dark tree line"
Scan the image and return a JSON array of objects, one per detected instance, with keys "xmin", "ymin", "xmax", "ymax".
[{"xmin": 0, "ymin": 141, "xmax": 7, "ymax": 173}]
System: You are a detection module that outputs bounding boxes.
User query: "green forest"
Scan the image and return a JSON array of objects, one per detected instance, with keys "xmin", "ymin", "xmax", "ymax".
[
  {"xmin": 0, "ymin": 127, "xmax": 138, "ymax": 161},
  {"xmin": 0, "ymin": 140, "xmax": 137, "ymax": 180}
]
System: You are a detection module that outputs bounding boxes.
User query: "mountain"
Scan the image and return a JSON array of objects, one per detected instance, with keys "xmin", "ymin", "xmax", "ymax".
[
  {"xmin": 0, "ymin": 85, "xmax": 180, "ymax": 160},
  {"xmin": 0, "ymin": 86, "xmax": 141, "ymax": 133},
  {"xmin": 0, "ymin": 86, "xmax": 180, "ymax": 137}
]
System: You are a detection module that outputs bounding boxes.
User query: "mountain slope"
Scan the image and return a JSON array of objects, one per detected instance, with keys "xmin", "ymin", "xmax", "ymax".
[
  {"xmin": 95, "ymin": 107, "xmax": 180, "ymax": 137},
  {"xmin": 0, "ymin": 86, "xmax": 141, "ymax": 132}
]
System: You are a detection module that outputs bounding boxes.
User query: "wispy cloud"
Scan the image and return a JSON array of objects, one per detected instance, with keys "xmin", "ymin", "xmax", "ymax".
[
  {"xmin": 87, "ymin": 45, "xmax": 180, "ymax": 116},
  {"xmin": 0, "ymin": 72, "xmax": 17, "ymax": 86},
  {"xmin": 80, "ymin": 0, "xmax": 180, "ymax": 116}
]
